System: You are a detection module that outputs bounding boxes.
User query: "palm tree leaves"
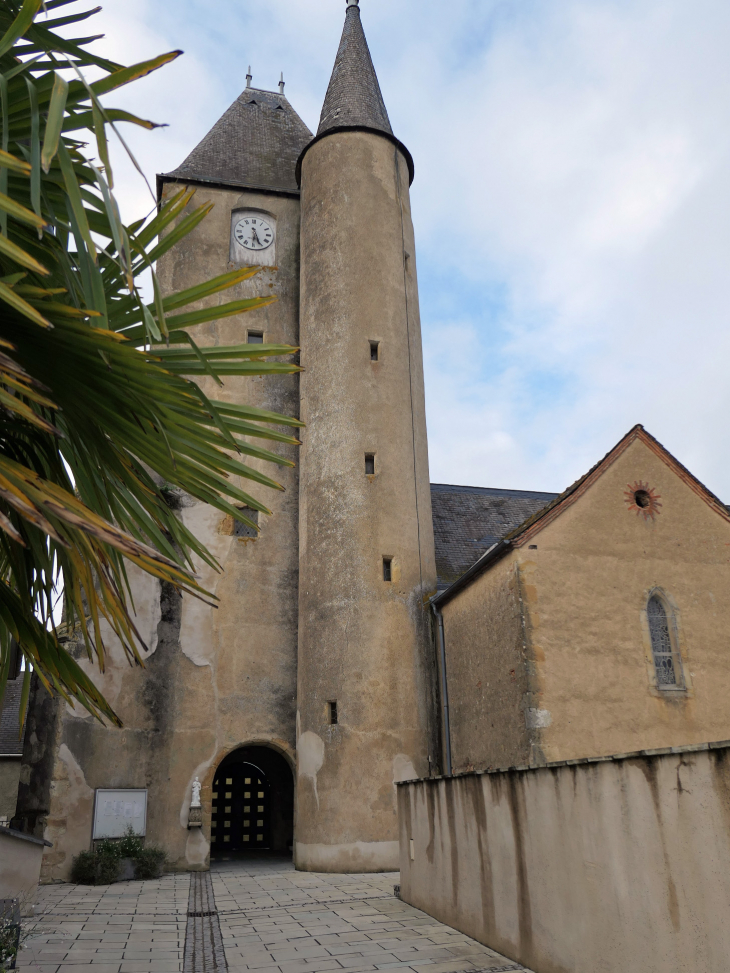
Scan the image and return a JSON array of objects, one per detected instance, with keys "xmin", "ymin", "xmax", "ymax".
[
  {"xmin": 0, "ymin": 0, "xmax": 43, "ymax": 60},
  {"xmin": 0, "ymin": 0, "xmax": 303, "ymax": 727}
]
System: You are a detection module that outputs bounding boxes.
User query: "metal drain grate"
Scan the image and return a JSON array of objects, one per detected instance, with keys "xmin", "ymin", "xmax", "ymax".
[{"xmin": 183, "ymin": 873, "xmax": 227, "ymax": 973}]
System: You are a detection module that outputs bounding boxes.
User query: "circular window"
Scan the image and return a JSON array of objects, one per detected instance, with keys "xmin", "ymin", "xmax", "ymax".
[{"xmin": 624, "ymin": 481, "xmax": 662, "ymax": 520}]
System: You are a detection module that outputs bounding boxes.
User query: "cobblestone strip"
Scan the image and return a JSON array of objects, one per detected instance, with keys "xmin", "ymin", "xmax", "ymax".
[{"xmin": 184, "ymin": 873, "xmax": 227, "ymax": 973}]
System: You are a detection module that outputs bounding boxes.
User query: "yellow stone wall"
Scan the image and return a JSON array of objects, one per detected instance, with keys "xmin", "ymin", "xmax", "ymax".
[
  {"xmin": 30, "ymin": 183, "xmax": 303, "ymax": 880},
  {"xmin": 444, "ymin": 434, "xmax": 730, "ymax": 769}
]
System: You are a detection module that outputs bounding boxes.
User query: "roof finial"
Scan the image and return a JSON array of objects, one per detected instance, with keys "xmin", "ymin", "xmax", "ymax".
[
  {"xmin": 279, "ymin": 72, "xmax": 285, "ymax": 95},
  {"xmin": 346, "ymin": 0, "xmax": 359, "ymax": 8},
  {"xmin": 246, "ymin": 66, "xmax": 252, "ymax": 88}
]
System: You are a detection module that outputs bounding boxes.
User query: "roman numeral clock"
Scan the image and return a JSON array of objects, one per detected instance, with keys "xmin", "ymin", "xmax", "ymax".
[
  {"xmin": 230, "ymin": 211, "xmax": 277, "ymax": 267},
  {"xmin": 235, "ymin": 216, "xmax": 273, "ymax": 250}
]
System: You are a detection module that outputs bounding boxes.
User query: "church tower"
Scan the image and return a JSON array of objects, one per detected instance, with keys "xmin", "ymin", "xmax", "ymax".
[
  {"xmin": 296, "ymin": 0, "xmax": 438, "ymax": 871},
  {"xmin": 12, "ymin": 0, "xmax": 438, "ymax": 880}
]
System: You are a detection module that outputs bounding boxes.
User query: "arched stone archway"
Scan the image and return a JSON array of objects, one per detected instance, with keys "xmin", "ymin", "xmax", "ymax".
[{"xmin": 210, "ymin": 745, "xmax": 294, "ymax": 858}]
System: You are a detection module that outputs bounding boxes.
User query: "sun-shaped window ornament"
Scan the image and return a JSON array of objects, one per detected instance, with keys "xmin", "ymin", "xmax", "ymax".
[{"xmin": 624, "ymin": 480, "xmax": 662, "ymax": 520}]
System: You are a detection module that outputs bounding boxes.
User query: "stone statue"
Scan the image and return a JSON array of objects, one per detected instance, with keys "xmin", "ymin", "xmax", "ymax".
[{"xmin": 191, "ymin": 777, "xmax": 202, "ymax": 808}]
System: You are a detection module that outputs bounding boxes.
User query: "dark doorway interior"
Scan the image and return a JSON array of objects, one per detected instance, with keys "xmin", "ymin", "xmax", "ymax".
[{"xmin": 210, "ymin": 746, "xmax": 293, "ymax": 857}]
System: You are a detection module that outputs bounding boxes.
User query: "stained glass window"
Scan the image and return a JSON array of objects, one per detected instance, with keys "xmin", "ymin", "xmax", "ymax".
[{"xmin": 648, "ymin": 595, "xmax": 683, "ymax": 689}]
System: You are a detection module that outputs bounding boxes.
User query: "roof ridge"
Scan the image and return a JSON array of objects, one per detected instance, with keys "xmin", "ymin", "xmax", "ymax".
[
  {"xmin": 505, "ymin": 424, "xmax": 730, "ymax": 547},
  {"xmin": 431, "ymin": 483, "xmax": 559, "ymax": 498},
  {"xmin": 243, "ymin": 86, "xmax": 287, "ymax": 97}
]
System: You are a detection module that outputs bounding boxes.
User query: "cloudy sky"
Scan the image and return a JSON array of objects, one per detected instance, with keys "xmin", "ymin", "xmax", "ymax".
[{"xmin": 77, "ymin": 0, "xmax": 730, "ymax": 497}]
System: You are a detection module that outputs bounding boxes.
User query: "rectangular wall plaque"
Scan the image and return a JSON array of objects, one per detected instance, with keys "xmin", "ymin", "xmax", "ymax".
[{"xmin": 93, "ymin": 789, "xmax": 147, "ymax": 839}]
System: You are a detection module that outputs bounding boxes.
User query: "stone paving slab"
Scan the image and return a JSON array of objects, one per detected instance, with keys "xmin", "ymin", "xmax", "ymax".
[
  {"xmin": 211, "ymin": 858, "xmax": 531, "ymax": 973},
  {"xmin": 14, "ymin": 859, "xmax": 531, "ymax": 973},
  {"xmin": 17, "ymin": 874, "xmax": 189, "ymax": 973}
]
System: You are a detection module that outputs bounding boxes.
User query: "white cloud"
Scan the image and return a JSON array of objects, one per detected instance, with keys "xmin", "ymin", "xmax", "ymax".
[
  {"xmin": 407, "ymin": 0, "xmax": 730, "ymax": 495},
  {"xmin": 70, "ymin": 0, "xmax": 730, "ymax": 497}
]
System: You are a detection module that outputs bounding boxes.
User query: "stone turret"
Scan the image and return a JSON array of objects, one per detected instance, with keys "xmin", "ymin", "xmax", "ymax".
[{"xmin": 295, "ymin": 0, "xmax": 438, "ymax": 872}]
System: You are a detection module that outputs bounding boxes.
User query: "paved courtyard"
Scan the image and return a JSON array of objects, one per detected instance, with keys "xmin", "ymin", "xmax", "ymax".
[{"xmin": 17, "ymin": 857, "xmax": 532, "ymax": 973}]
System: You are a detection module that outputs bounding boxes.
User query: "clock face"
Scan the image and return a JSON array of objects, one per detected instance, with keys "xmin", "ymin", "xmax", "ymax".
[{"xmin": 234, "ymin": 216, "xmax": 274, "ymax": 251}]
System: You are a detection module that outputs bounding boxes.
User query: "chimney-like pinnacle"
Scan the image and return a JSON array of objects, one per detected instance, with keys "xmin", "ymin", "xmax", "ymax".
[
  {"xmin": 296, "ymin": 0, "xmax": 414, "ymax": 185},
  {"xmin": 279, "ymin": 72, "xmax": 286, "ymax": 95},
  {"xmin": 317, "ymin": 0, "xmax": 391, "ymax": 138},
  {"xmin": 246, "ymin": 66, "xmax": 252, "ymax": 88}
]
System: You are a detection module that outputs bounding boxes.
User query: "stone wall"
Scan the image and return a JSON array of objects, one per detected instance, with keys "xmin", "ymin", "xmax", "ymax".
[
  {"xmin": 398, "ymin": 742, "xmax": 730, "ymax": 973},
  {"xmin": 16, "ymin": 183, "xmax": 303, "ymax": 881},
  {"xmin": 441, "ymin": 434, "xmax": 730, "ymax": 771},
  {"xmin": 440, "ymin": 557, "xmax": 532, "ymax": 773},
  {"xmin": 0, "ymin": 761, "xmax": 20, "ymax": 820},
  {"xmin": 0, "ymin": 827, "xmax": 49, "ymax": 901}
]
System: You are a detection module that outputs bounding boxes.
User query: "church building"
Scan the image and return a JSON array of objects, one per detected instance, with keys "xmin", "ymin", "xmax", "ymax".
[
  {"xmin": 11, "ymin": 0, "xmax": 730, "ymax": 883},
  {"xmin": 16, "ymin": 0, "xmax": 440, "ymax": 880}
]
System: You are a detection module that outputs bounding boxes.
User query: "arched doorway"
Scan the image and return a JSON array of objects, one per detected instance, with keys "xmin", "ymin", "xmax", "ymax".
[{"xmin": 210, "ymin": 746, "xmax": 293, "ymax": 857}]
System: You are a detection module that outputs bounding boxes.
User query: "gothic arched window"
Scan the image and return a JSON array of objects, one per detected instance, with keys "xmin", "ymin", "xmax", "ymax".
[{"xmin": 647, "ymin": 594, "xmax": 684, "ymax": 689}]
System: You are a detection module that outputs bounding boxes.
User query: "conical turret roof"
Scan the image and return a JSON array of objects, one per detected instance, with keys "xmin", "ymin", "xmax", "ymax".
[
  {"xmin": 297, "ymin": 1, "xmax": 414, "ymax": 185},
  {"xmin": 161, "ymin": 87, "xmax": 313, "ymax": 196},
  {"xmin": 317, "ymin": 3, "xmax": 392, "ymax": 138}
]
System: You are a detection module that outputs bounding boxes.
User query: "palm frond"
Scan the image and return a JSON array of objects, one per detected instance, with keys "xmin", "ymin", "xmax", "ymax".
[{"xmin": 0, "ymin": 0, "xmax": 302, "ymax": 726}]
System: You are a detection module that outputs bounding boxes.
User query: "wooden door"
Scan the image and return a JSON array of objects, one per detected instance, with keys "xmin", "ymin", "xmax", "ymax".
[{"xmin": 211, "ymin": 763, "xmax": 270, "ymax": 851}]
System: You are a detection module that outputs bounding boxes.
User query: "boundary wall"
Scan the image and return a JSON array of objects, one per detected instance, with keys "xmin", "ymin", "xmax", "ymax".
[{"xmin": 397, "ymin": 742, "xmax": 730, "ymax": 973}]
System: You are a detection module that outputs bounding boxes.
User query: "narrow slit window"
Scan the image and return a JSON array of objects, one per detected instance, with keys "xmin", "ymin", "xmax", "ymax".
[
  {"xmin": 365, "ymin": 454, "xmax": 375, "ymax": 475},
  {"xmin": 234, "ymin": 507, "xmax": 259, "ymax": 538},
  {"xmin": 383, "ymin": 558, "xmax": 393, "ymax": 582},
  {"xmin": 328, "ymin": 701, "xmax": 338, "ymax": 725},
  {"xmin": 647, "ymin": 594, "xmax": 684, "ymax": 689},
  {"xmin": 370, "ymin": 341, "xmax": 380, "ymax": 362},
  {"xmin": 248, "ymin": 330, "xmax": 264, "ymax": 344}
]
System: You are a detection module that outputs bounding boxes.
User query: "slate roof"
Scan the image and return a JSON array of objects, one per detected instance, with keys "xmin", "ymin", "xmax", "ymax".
[
  {"xmin": 430, "ymin": 484, "xmax": 559, "ymax": 589},
  {"xmin": 161, "ymin": 87, "xmax": 313, "ymax": 195},
  {"xmin": 317, "ymin": 4, "xmax": 393, "ymax": 138},
  {"xmin": 432, "ymin": 425, "xmax": 730, "ymax": 608},
  {"xmin": 0, "ymin": 679, "xmax": 24, "ymax": 757}
]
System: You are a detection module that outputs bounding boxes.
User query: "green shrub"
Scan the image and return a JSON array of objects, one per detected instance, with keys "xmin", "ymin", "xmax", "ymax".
[
  {"xmin": 119, "ymin": 831, "xmax": 145, "ymax": 860},
  {"xmin": 134, "ymin": 848, "xmax": 166, "ymax": 881},
  {"xmin": 0, "ymin": 903, "xmax": 20, "ymax": 973},
  {"xmin": 69, "ymin": 850, "xmax": 100, "ymax": 886},
  {"xmin": 70, "ymin": 841, "xmax": 121, "ymax": 886},
  {"xmin": 70, "ymin": 828, "xmax": 166, "ymax": 885},
  {"xmin": 95, "ymin": 840, "xmax": 123, "ymax": 885}
]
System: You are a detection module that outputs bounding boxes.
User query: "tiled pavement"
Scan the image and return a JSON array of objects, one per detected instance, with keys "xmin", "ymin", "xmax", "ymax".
[
  {"xmin": 17, "ymin": 875, "xmax": 189, "ymax": 973},
  {"xmin": 17, "ymin": 856, "xmax": 532, "ymax": 973}
]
